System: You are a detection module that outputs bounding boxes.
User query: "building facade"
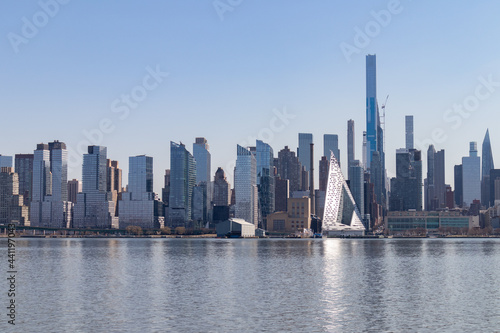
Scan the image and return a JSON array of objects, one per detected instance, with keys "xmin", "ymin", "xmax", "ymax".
[
  {"xmin": 169, "ymin": 142, "xmax": 196, "ymax": 226},
  {"xmin": 235, "ymin": 145, "xmax": 258, "ymax": 227},
  {"xmin": 462, "ymin": 142, "xmax": 481, "ymax": 207}
]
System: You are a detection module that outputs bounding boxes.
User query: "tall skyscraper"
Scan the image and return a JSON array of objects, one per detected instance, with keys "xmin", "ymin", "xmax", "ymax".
[
  {"xmin": 15, "ymin": 154, "xmax": 34, "ymax": 208},
  {"xmin": 366, "ymin": 54, "xmax": 378, "ymax": 168},
  {"xmin": 213, "ymin": 167, "xmax": 230, "ymax": 206},
  {"xmin": 0, "ymin": 155, "xmax": 13, "ymax": 168},
  {"xmin": 324, "ymin": 134, "xmax": 340, "ymax": 163},
  {"xmin": 405, "ymin": 115, "xmax": 414, "ymax": 149},
  {"xmin": 298, "ymin": 133, "xmax": 313, "ymax": 172},
  {"xmin": 462, "ymin": 142, "xmax": 481, "ymax": 207},
  {"xmin": 119, "ymin": 155, "xmax": 163, "ymax": 229},
  {"xmin": 73, "ymin": 146, "xmax": 118, "ymax": 229},
  {"xmin": 347, "ymin": 119, "xmax": 355, "ymax": 166},
  {"xmin": 276, "ymin": 146, "xmax": 302, "ymax": 194},
  {"xmin": 193, "ymin": 137, "xmax": 211, "ymax": 184},
  {"xmin": 362, "ymin": 131, "xmax": 367, "ymax": 169},
  {"xmin": 30, "ymin": 141, "xmax": 72, "ymax": 228},
  {"xmin": 348, "ymin": 160, "xmax": 365, "ymax": 217},
  {"xmin": 481, "ymin": 129, "xmax": 494, "ymax": 207},
  {"xmin": 169, "ymin": 142, "xmax": 196, "ymax": 226},
  {"xmin": 366, "ymin": 54, "xmax": 386, "ymax": 209},
  {"xmin": 256, "ymin": 140, "xmax": 275, "ymax": 227},
  {"xmin": 425, "ymin": 145, "xmax": 445, "ymax": 210},
  {"xmin": 454, "ymin": 165, "xmax": 463, "ymax": 207},
  {"xmin": 489, "ymin": 169, "xmax": 500, "ymax": 207},
  {"xmin": 235, "ymin": 145, "xmax": 258, "ymax": 227}
]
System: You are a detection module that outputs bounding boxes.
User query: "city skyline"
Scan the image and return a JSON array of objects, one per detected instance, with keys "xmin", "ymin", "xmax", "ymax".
[{"xmin": 2, "ymin": 2, "xmax": 500, "ymax": 193}]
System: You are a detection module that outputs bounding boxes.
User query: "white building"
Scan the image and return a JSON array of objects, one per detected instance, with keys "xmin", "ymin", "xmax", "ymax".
[{"xmin": 235, "ymin": 145, "xmax": 258, "ymax": 228}]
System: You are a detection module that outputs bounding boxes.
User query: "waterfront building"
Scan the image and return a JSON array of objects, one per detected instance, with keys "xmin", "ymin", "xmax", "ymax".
[
  {"xmin": 73, "ymin": 146, "xmax": 118, "ymax": 229},
  {"xmin": 119, "ymin": 155, "xmax": 163, "ymax": 229},
  {"xmin": 322, "ymin": 151, "xmax": 365, "ymax": 236},
  {"xmin": 390, "ymin": 149, "xmax": 422, "ymax": 211},
  {"xmin": 0, "ymin": 167, "xmax": 29, "ymax": 225},
  {"xmin": 385, "ymin": 210, "xmax": 475, "ymax": 233},
  {"xmin": 266, "ymin": 196, "xmax": 311, "ymax": 233},
  {"xmin": 235, "ymin": 145, "xmax": 258, "ymax": 228},
  {"xmin": 30, "ymin": 141, "xmax": 72, "ymax": 228}
]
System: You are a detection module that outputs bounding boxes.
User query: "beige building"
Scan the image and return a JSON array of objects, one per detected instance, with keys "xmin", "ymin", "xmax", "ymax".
[
  {"xmin": 267, "ymin": 197, "xmax": 311, "ymax": 232},
  {"xmin": 0, "ymin": 167, "xmax": 30, "ymax": 225}
]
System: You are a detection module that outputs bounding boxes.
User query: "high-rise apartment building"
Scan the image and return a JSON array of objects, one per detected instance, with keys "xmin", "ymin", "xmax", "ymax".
[
  {"xmin": 390, "ymin": 149, "xmax": 422, "ymax": 211},
  {"xmin": 276, "ymin": 146, "xmax": 302, "ymax": 194},
  {"xmin": 425, "ymin": 145, "xmax": 445, "ymax": 210},
  {"xmin": 256, "ymin": 140, "xmax": 275, "ymax": 227},
  {"xmin": 193, "ymin": 137, "xmax": 211, "ymax": 184},
  {"xmin": 454, "ymin": 165, "xmax": 463, "ymax": 207},
  {"xmin": 67, "ymin": 179, "xmax": 81, "ymax": 203},
  {"xmin": 0, "ymin": 155, "xmax": 13, "ymax": 168},
  {"xmin": 348, "ymin": 160, "xmax": 365, "ymax": 217}
]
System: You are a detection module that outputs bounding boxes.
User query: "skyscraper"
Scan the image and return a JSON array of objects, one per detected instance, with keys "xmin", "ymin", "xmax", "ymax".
[
  {"xmin": 366, "ymin": 54, "xmax": 386, "ymax": 209},
  {"xmin": 169, "ymin": 142, "xmax": 196, "ymax": 226},
  {"xmin": 425, "ymin": 145, "xmax": 445, "ymax": 210},
  {"xmin": 67, "ymin": 179, "xmax": 81, "ymax": 203},
  {"xmin": 298, "ymin": 133, "xmax": 313, "ymax": 172},
  {"xmin": 405, "ymin": 115, "xmax": 414, "ymax": 149},
  {"xmin": 481, "ymin": 129, "xmax": 494, "ymax": 207},
  {"xmin": 256, "ymin": 140, "xmax": 275, "ymax": 227},
  {"xmin": 324, "ymin": 134, "xmax": 340, "ymax": 163},
  {"xmin": 362, "ymin": 131, "xmax": 367, "ymax": 169},
  {"xmin": 235, "ymin": 145, "xmax": 258, "ymax": 227},
  {"xmin": 213, "ymin": 167, "xmax": 230, "ymax": 206},
  {"xmin": 462, "ymin": 142, "xmax": 481, "ymax": 207},
  {"xmin": 30, "ymin": 141, "xmax": 72, "ymax": 228},
  {"xmin": 366, "ymin": 54, "xmax": 378, "ymax": 168},
  {"xmin": 73, "ymin": 146, "xmax": 118, "ymax": 229},
  {"xmin": 348, "ymin": 160, "xmax": 365, "ymax": 217},
  {"xmin": 319, "ymin": 156, "xmax": 329, "ymax": 192},
  {"xmin": 0, "ymin": 167, "xmax": 29, "ymax": 225},
  {"xmin": 193, "ymin": 137, "xmax": 211, "ymax": 184},
  {"xmin": 119, "ymin": 155, "xmax": 163, "ymax": 229},
  {"xmin": 15, "ymin": 154, "xmax": 33, "ymax": 208},
  {"xmin": 276, "ymin": 146, "xmax": 302, "ymax": 194},
  {"xmin": 390, "ymin": 149, "xmax": 422, "ymax": 211},
  {"xmin": 347, "ymin": 119, "xmax": 355, "ymax": 166}
]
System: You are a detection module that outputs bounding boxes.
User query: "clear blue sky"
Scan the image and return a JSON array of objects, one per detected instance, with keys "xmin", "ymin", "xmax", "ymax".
[{"xmin": 2, "ymin": 0, "xmax": 500, "ymax": 193}]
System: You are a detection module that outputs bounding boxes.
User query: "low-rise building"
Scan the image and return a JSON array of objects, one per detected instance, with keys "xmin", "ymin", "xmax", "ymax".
[
  {"xmin": 385, "ymin": 210, "xmax": 474, "ymax": 233},
  {"xmin": 266, "ymin": 196, "xmax": 311, "ymax": 233},
  {"xmin": 216, "ymin": 218, "xmax": 255, "ymax": 237}
]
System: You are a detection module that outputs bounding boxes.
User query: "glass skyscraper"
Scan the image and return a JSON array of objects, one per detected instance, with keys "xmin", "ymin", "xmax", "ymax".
[
  {"xmin": 193, "ymin": 137, "xmax": 211, "ymax": 185},
  {"xmin": 366, "ymin": 54, "xmax": 378, "ymax": 168},
  {"xmin": 0, "ymin": 155, "xmax": 13, "ymax": 168},
  {"xmin": 169, "ymin": 141, "xmax": 196, "ymax": 226},
  {"xmin": 256, "ymin": 140, "xmax": 275, "ymax": 228},
  {"xmin": 324, "ymin": 134, "xmax": 340, "ymax": 164},
  {"xmin": 298, "ymin": 133, "xmax": 313, "ymax": 172},
  {"xmin": 347, "ymin": 120, "xmax": 355, "ymax": 166},
  {"xmin": 235, "ymin": 145, "xmax": 258, "ymax": 227},
  {"xmin": 462, "ymin": 142, "xmax": 481, "ymax": 207},
  {"xmin": 481, "ymin": 129, "xmax": 494, "ymax": 207},
  {"xmin": 405, "ymin": 115, "xmax": 414, "ymax": 149}
]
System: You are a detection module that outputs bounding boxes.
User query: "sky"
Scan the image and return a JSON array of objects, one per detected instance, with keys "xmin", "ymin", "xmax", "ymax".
[{"xmin": 2, "ymin": 0, "xmax": 500, "ymax": 193}]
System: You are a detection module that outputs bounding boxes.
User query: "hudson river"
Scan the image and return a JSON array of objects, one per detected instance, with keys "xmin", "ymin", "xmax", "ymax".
[{"xmin": 2, "ymin": 238, "xmax": 500, "ymax": 332}]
